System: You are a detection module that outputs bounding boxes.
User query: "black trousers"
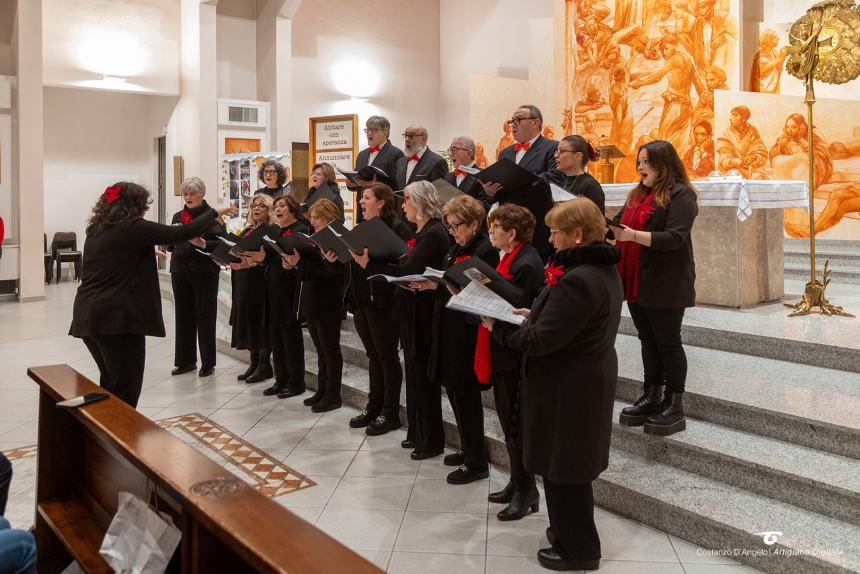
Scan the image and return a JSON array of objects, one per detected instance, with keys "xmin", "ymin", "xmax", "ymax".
[
  {"xmin": 399, "ymin": 308, "xmax": 443, "ymax": 453},
  {"xmin": 81, "ymin": 334, "xmax": 146, "ymax": 408},
  {"xmin": 0, "ymin": 451, "xmax": 11, "ymax": 515},
  {"xmin": 627, "ymin": 303, "xmax": 687, "ymax": 393},
  {"xmin": 353, "ymin": 306, "xmax": 403, "ymax": 418},
  {"xmin": 544, "ymin": 479, "xmax": 601, "ymax": 561},
  {"xmin": 171, "ymin": 272, "xmax": 219, "ymax": 369},
  {"xmin": 270, "ymin": 322, "xmax": 304, "ymax": 390},
  {"xmin": 446, "ymin": 387, "xmax": 487, "ymax": 469},
  {"xmin": 492, "ymin": 369, "xmax": 535, "ymax": 492},
  {"xmin": 307, "ymin": 314, "xmax": 343, "ymax": 398}
]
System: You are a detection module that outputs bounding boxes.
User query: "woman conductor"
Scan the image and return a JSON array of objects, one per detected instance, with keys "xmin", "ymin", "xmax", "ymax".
[
  {"xmin": 483, "ymin": 198, "xmax": 623, "ymax": 571},
  {"xmin": 70, "ymin": 182, "xmax": 235, "ymax": 408},
  {"xmin": 609, "ymin": 140, "xmax": 698, "ymax": 436}
]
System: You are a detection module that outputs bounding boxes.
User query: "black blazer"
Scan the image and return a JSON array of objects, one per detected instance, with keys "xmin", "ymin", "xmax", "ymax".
[
  {"xmin": 305, "ymin": 181, "xmax": 345, "ymax": 221},
  {"xmin": 490, "ymin": 242, "xmax": 545, "ymax": 374},
  {"xmin": 444, "ymin": 170, "xmax": 490, "ymax": 211},
  {"xmin": 541, "ymin": 170, "xmax": 606, "ymax": 214},
  {"xmin": 498, "ymin": 135, "xmax": 559, "ymax": 176},
  {"xmin": 355, "ymin": 140, "xmax": 404, "ymax": 180},
  {"xmin": 296, "ymin": 246, "xmax": 345, "ymax": 320},
  {"xmin": 493, "ymin": 243, "xmax": 623, "ymax": 484},
  {"xmin": 255, "ymin": 185, "xmax": 289, "ymax": 198},
  {"xmin": 167, "ymin": 201, "xmax": 226, "ymax": 273},
  {"xmin": 429, "ymin": 234, "xmax": 499, "ymax": 390},
  {"xmin": 70, "ymin": 210, "xmax": 219, "ymax": 338},
  {"xmin": 395, "ymin": 149, "xmax": 450, "ymax": 191},
  {"xmin": 613, "ymin": 183, "xmax": 698, "ymax": 308}
]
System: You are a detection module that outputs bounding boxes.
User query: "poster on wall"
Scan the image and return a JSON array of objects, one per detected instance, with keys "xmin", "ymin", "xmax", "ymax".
[
  {"xmin": 218, "ymin": 151, "xmax": 292, "ymax": 224},
  {"xmin": 714, "ymin": 90, "xmax": 860, "ymax": 241},
  {"xmin": 309, "ymin": 114, "xmax": 359, "ymax": 228}
]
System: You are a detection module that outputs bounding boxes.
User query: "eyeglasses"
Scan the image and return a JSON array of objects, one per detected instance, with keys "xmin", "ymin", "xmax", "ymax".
[
  {"xmin": 263, "ymin": 169, "xmax": 278, "ymax": 175},
  {"xmin": 447, "ymin": 146, "xmax": 469, "ymax": 153},
  {"xmin": 446, "ymin": 221, "xmax": 465, "ymax": 232},
  {"xmin": 555, "ymin": 148, "xmax": 576, "ymax": 155},
  {"xmin": 364, "ymin": 127, "xmax": 382, "ymax": 133},
  {"xmin": 402, "ymin": 132, "xmax": 426, "ymax": 138},
  {"xmin": 507, "ymin": 116, "xmax": 536, "ymax": 126},
  {"xmin": 251, "ymin": 203, "xmax": 269, "ymax": 209}
]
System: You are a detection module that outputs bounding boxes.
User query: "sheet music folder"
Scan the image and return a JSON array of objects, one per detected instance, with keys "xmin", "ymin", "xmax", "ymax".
[
  {"xmin": 431, "ymin": 178, "xmax": 465, "ymax": 204},
  {"xmin": 443, "ymin": 257, "xmax": 523, "ymax": 305},
  {"xmin": 310, "ymin": 217, "xmax": 409, "ymax": 263},
  {"xmin": 209, "ymin": 237, "xmax": 242, "ymax": 264}
]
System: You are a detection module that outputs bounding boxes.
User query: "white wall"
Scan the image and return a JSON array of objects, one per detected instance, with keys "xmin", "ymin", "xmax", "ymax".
[
  {"xmin": 43, "ymin": 87, "xmax": 170, "ymax": 246},
  {"xmin": 217, "ymin": 0, "xmax": 257, "ymax": 100},
  {"xmin": 290, "ymin": 0, "xmax": 442, "ymax": 150}
]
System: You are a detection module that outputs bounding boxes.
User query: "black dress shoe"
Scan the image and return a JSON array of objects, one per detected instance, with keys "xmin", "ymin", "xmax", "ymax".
[
  {"xmin": 443, "ymin": 450, "xmax": 465, "ymax": 467},
  {"xmin": 263, "ymin": 382, "xmax": 285, "ymax": 396},
  {"xmin": 537, "ymin": 548, "xmax": 599, "ymax": 571},
  {"xmin": 198, "ymin": 366, "xmax": 215, "ymax": 377},
  {"xmin": 171, "ymin": 364, "xmax": 196, "ymax": 376},
  {"xmin": 236, "ymin": 362, "xmax": 257, "ymax": 381},
  {"xmin": 446, "ymin": 465, "xmax": 489, "ymax": 485},
  {"xmin": 303, "ymin": 391, "xmax": 324, "ymax": 406},
  {"xmin": 311, "ymin": 398, "xmax": 342, "ymax": 413},
  {"xmin": 365, "ymin": 415, "xmax": 401, "ymax": 436},
  {"xmin": 401, "ymin": 440, "xmax": 415, "ymax": 449},
  {"xmin": 497, "ymin": 488, "xmax": 540, "ymax": 521},
  {"xmin": 277, "ymin": 387, "xmax": 305, "ymax": 399},
  {"xmin": 410, "ymin": 448, "xmax": 444, "ymax": 461},
  {"xmin": 349, "ymin": 410, "xmax": 376, "ymax": 428},
  {"xmin": 245, "ymin": 364, "xmax": 274, "ymax": 384},
  {"xmin": 488, "ymin": 480, "xmax": 515, "ymax": 504}
]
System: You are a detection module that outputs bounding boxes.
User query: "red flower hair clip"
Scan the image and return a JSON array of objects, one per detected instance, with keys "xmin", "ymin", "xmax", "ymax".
[
  {"xmin": 544, "ymin": 262, "xmax": 564, "ymax": 287},
  {"xmin": 180, "ymin": 211, "xmax": 192, "ymax": 224},
  {"xmin": 101, "ymin": 184, "xmax": 122, "ymax": 204}
]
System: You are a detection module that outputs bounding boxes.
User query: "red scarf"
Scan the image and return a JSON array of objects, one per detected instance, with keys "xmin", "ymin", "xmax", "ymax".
[
  {"xmin": 474, "ymin": 242, "xmax": 523, "ymax": 386},
  {"xmin": 617, "ymin": 191, "xmax": 655, "ymax": 303}
]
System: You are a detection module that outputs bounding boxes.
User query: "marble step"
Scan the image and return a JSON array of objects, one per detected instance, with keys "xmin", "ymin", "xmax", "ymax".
[
  {"xmin": 785, "ymin": 238, "xmax": 860, "ymax": 251},
  {"xmin": 784, "ymin": 250, "xmax": 860, "ymax": 268},
  {"xmin": 784, "ymin": 262, "xmax": 860, "ymax": 284},
  {"xmin": 215, "ymin": 339, "xmax": 859, "ymax": 574}
]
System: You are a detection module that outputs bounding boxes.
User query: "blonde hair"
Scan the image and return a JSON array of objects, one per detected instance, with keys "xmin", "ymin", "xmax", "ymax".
[
  {"xmin": 442, "ymin": 194, "xmax": 485, "ymax": 227},
  {"xmin": 308, "ymin": 199, "xmax": 340, "ymax": 225},
  {"xmin": 246, "ymin": 194, "xmax": 275, "ymax": 226},
  {"xmin": 405, "ymin": 181, "xmax": 442, "ymax": 221},
  {"xmin": 545, "ymin": 197, "xmax": 606, "ymax": 244}
]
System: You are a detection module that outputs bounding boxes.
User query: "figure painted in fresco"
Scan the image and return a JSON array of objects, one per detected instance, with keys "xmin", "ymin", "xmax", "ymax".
[
  {"xmin": 691, "ymin": 0, "xmax": 737, "ymax": 72},
  {"xmin": 716, "ymin": 105, "xmax": 768, "ymax": 179},
  {"xmin": 580, "ymin": 111, "xmax": 603, "ymax": 177},
  {"xmin": 542, "ymin": 125, "xmax": 557, "ymax": 140},
  {"xmin": 495, "ymin": 121, "xmax": 516, "ymax": 160},
  {"xmin": 475, "ymin": 142, "xmax": 489, "ymax": 168},
  {"xmin": 749, "ymin": 29, "xmax": 787, "ymax": 93},
  {"xmin": 575, "ymin": 78, "xmax": 607, "ymax": 114},
  {"xmin": 683, "ymin": 120, "xmax": 716, "ymax": 178},
  {"xmin": 562, "ymin": 108, "xmax": 574, "ymax": 137},
  {"xmin": 769, "ymin": 113, "xmax": 832, "ymax": 187},
  {"xmin": 609, "ymin": 64, "xmax": 634, "ymax": 156},
  {"xmin": 692, "ymin": 66, "xmax": 728, "ymax": 130},
  {"xmin": 630, "ymin": 35, "xmax": 700, "ymax": 155}
]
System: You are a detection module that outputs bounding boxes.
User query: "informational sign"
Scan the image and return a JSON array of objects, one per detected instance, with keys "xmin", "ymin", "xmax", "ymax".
[{"xmin": 309, "ymin": 114, "xmax": 359, "ymax": 228}]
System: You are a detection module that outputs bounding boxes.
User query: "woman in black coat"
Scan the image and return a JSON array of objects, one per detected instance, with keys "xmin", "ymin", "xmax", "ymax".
[
  {"xmin": 414, "ymin": 195, "xmax": 497, "ymax": 484},
  {"xmin": 480, "ymin": 203, "xmax": 545, "ymax": 521},
  {"xmin": 353, "ymin": 180, "xmax": 450, "ymax": 460},
  {"xmin": 609, "ymin": 140, "xmax": 698, "ymax": 437},
  {"xmin": 304, "ymin": 162, "xmax": 345, "ymax": 221},
  {"xmin": 245, "ymin": 194, "xmax": 307, "ymax": 399},
  {"xmin": 484, "ymin": 198, "xmax": 623, "ymax": 572},
  {"xmin": 230, "ymin": 194, "xmax": 275, "ymax": 383},
  {"xmin": 168, "ymin": 176, "xmax": 226, "ymax": 378},
  {"xmin": 254, "ymin": 159, "xmax": 290, "ymax": 198},
  {"xmin": 283, "ymin": 199, "xmax": 346, "ymax": 412},
  {"xmin": 346, "ymin": 183, "xmax": 413, "ymax": 435},
  {"xmin": 541, "ymin": 134, "xmax": 605, "ymax": 214},
  {"xmin": 70, "ymin": 182, "xmax": 235, "ymax": 408}
]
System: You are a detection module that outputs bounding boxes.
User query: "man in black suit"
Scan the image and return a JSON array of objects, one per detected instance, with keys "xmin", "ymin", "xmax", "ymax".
[
  {"xmin": 444, "ymin": 136, "xmax": 490, "ymax": 209},
  {"xmin": 354, "ymin": 116, "xmax": 404, "ymax": 222},
  {"xmin": 394, "ymin": 124, "xmax": 449, "ymax": 191}
]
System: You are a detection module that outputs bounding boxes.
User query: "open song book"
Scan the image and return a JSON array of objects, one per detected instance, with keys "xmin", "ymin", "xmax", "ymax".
[{"xmin": 445, "ymin": 280, "xmax": 525, "ymax": 325}]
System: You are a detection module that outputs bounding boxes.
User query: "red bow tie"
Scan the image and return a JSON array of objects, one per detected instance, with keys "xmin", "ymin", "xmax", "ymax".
[
  {"xmin": 514, "ymin": 142, "xmax": 531, "ymax": 152},
  {"xmin": 407, "ymin": 155, "xmax": 420, "ymax": 162},
  {"xmin": 368, "ymin": 145, "xmax": 381, "ymax": 153},
  {"xmin": 454, "ymin": 169, "xmax": 465, "ymax": 177}
]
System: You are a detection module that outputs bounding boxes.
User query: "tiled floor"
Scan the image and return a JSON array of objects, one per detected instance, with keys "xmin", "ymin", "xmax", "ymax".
[{"xmin": 0, "ymin": 282, "xmax": 762, "ymax": 573}]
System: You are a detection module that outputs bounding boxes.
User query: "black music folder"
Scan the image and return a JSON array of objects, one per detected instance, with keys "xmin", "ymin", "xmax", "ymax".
[
  {"xmin": 476, "ymin": 159, "xmax": 541, "ymax": 192},
  {"xmin": 229, "ymin": 225, "xmax": 269, "ymax": 255},
  {"xmin": 443, "ymin": 257, "xmax": 523, "ymax": 305},
  {"xmin": 206, "ymin": 240, "xmax": 242, "ymax": 265},
  {"xmin": 431, "ymin": 178, "xmax": 465, "ymax": 204},
  {"xmin": 310, "ymin": 218, "xmax": 409, "ymax": 263}
]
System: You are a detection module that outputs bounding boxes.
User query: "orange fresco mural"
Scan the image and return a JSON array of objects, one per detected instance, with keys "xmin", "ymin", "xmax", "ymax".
[
  {"xmin": 715, "ymin": 91, "xmax": 860, "ymax": 240},
  {"xmin": 561, "ymin": 0, "xmax": 740, "ymax": 183},
  {"xmin": 224, "ymin": 137, "xmax": 262, "ymax": 155},
  {"xmin": 749, "ymin": 28, "xmax": 787, "ymax": 93}
]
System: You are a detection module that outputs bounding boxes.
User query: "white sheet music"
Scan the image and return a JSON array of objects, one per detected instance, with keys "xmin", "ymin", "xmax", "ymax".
[
  {"xmin": 456, "ymin": 164, "xmax": 481, "ymax": 175},
  {"xmin": 549, "ymin": 183, "xmax": 576, "ymax": 202},
  {"xmin": 422, "ymin": 267, "xmax": 445, "ymax": 279},
  {"xmin": 217, "ymin": 236, "xmax": 237, "ymax": 247},
  {"xmin": 368, "ymin": 274, "xmax": 429, "ymax": 283},
  {"xmin": 445, "ymin": 280, "xmax": 525, "ymax": 325}
]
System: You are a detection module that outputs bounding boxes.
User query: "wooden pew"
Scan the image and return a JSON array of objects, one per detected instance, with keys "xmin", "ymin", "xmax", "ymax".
[{"xmin": 28, "ymin": 364, "xmax": 384, "ymax": 574}]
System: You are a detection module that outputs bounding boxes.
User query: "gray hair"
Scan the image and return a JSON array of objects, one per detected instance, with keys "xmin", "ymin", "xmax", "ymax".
[
  {"xmin": 366, "ymin": 115, "xmax": 391, "ymax": 136},
  {"xmin": 453, "ymin": 136, "xmax": 476, "ymax": 159},
  {"xmin": 518, "ymin": 104, "xmax": 544, "ymax": 127},
  {"xmin": 405, "ymin": 180, "xmax": 442, "ymax": 221},
  {"xmin": 180, "ymin": 176, "xmax": 206, "ymax": 196}
]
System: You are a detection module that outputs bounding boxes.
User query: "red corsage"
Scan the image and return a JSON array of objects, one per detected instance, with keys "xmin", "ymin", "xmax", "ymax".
[
  {"xmin": 180, "ymin": 211, "xmax": 192, "ymax": 224},
  {"xmin": 406, "ymin": 238, "xmax": 416, "ymax": 254},
  {"xmin": 637, "ymin": 194, "xmax": 656, "ymax": 227},
  {"xmin": 453, "ymin": 254, "xmax": 471, "ymax": 265},
  {"xmin": 282, "ymin": 229, "xmax": 293, "ymax": 237},
  {"xmin": 544, "ymin": 263, "xmax": 564, "ymax": 287},
  {"xmin": 101, "ymin": 184, "xmax": 122, "ymax": 204}
]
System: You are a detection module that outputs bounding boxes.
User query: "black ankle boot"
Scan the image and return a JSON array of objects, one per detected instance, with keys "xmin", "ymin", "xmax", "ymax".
[
  {"xmin": 311, "ymin": 380, "xmax": 341, "ymax": 413},
  {"xmin": 303, "ymin": 390, "xmax": 324, "ymax": 406},
  {"xmin": 246, "ymin": 350, "xmax": 273, "ymax": 383},
  {"xmin": 497, "ymin": 488, "xmax": 539, "ymax": 521},
  {"xmin": 263, "ymin": 380, "xmax": 287, "ymax": 396},
  {"xmin": 237, "ymin": 350, "xmax": 258, "ymax": 381},
  {"xmin": 488, "ymin": 480, "xmax": 515, "ymax": 504},
  {"xmin": 619, "ymin": 385, "xmax": 664, "ymax": 426},
  {"xmin": 644, "ymin": 391, "xmax": 686, "ymax": 436}
]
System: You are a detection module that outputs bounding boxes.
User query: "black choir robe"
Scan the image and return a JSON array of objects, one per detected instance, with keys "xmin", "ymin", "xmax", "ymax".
[{"xmin": 230, "ymin": 223, "xmax": 276, "ymax": 350}]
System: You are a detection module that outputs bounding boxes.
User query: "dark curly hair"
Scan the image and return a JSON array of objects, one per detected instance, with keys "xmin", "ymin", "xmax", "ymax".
[
  {"xmin": 258, "ymin": 159, "xmax": 288, "ymax": 187},
  {"xmin": 86, "ymin": 182, "xmax": 152, "ymax": 236}
]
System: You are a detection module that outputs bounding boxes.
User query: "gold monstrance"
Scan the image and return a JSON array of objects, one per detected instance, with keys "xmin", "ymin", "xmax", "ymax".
[{"xmin": 784, "ymin": 0, "xmax": 859, "ymax": 317}]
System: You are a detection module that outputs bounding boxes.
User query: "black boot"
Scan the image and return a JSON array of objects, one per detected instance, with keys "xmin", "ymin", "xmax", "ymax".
[
  {"xmin": 246, "ymin": 349, "xmax": 273, "ymax": 383},
  {"xmin": 488, "ymin": 480, "xmax": 515, "ymax": 504},
  {"xmin": 619, "ymin": 385, "xmax": 664, "ymax": 426},
  {"xmin": 497, "ymin": 488, "xmax": 540, "ymax": 521},
  {"xmin": 644, "ymin": 391, "xmax": 686, "ymax": 436},
  {"xmin": 311, "ymin": 380, "xmax": 342, "ymax": 413},
  {"xmin": 263, "ymin": 379, "xmax": 287, "ymax": 396},
  {"xmin": 303, "ymin": 389, "xmax": 324, "ymax": 406},
  {"xmin": 237, "ymin": 350, "xmax": 258, "ymax": 381}
]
